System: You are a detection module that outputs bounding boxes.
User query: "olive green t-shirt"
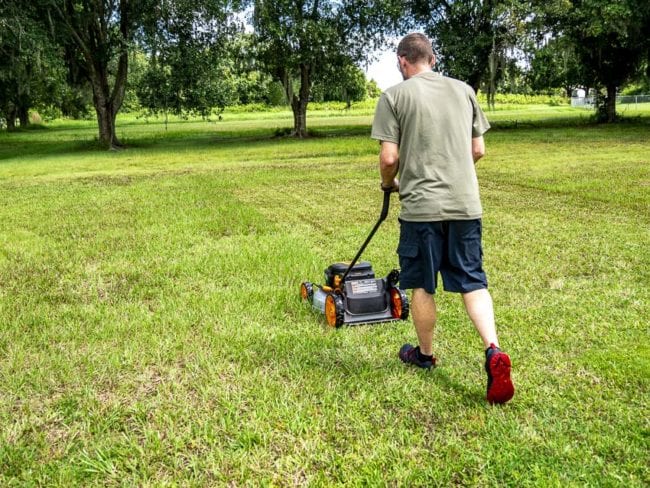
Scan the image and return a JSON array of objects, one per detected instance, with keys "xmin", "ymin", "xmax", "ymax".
[{"xmin": 371, "ymin": 71, "xmax": 490, "ymax": 221}]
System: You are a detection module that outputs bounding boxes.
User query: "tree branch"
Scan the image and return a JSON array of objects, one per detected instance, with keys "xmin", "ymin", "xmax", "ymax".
[
  {"xmin": 50, "ymin": 0, "xmax": 94, "ymax": 70},
  {"xmin": 109, "ymin": 0, "xmax": 129, "ymax": 113}
]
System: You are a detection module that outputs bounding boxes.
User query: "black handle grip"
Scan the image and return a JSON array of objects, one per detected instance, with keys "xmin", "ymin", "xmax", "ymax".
[{"xmin": 378, "ymin": 188, "xmax": 392, "ymax": 223}]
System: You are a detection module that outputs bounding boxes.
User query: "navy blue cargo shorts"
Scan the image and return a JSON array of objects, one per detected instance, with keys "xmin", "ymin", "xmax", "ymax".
[{"xmin": 396, "ymin": 219, "xmax": 488, "ymax": 294}]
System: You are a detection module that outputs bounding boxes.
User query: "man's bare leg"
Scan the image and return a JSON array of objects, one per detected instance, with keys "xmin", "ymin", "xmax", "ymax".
[
  {"xmin": 462, "ymin": 288, "xmax": 499, "ymax": 348},
  {"xmin": 411, "ymin": 288, "xmax": 437, "ymax": 356},
  {"xmin": 464, "ymin": 288, "xmax": 514, "ymax": 403}
]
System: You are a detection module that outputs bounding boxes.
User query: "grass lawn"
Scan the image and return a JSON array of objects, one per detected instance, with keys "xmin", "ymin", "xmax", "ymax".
[{"xmin": 0, "ymin": 105, "xmax": 649, "ymax": 486}]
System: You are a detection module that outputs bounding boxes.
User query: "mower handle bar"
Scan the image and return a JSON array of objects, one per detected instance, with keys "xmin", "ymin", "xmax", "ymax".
[{"xmin": 341, "ymin": 189, "xmax": 392, "ymax": 283}]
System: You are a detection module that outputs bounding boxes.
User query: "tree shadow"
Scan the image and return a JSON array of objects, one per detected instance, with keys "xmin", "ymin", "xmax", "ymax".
[{"xmin": 0, "ymin": 122, "xmax": 374, "ymax": 166}]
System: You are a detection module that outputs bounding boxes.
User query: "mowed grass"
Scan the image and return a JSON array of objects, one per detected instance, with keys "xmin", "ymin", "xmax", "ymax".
[{"xmin": 0, "ymin": 105, "xmax": 649, "ymax": 486}]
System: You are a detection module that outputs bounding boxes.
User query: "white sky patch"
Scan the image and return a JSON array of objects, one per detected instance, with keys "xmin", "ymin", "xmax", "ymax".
[
  {"xmin": 235, "ymin": 6, "xmax": 254, "ymax": 33},
  {"xmin": 364, "ymin": 46, "xmax": 402, "ymax": 91}
]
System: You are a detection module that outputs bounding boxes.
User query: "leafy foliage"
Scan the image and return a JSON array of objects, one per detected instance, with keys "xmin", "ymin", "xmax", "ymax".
[
  {"xmin": 251, "ymin": 0, "xmax": 401, "ymax": 136},
  {"xmin": 0, "ymin": 1, "xmax": 67, "ymax": 128},
  {"xmin": 562, "ymin": 0, "xmax": 650, "ymax": 121},
  {"xmin": 136, "ymin": 1, "xmax": 244, "ymax": 118},
  {"xmin": 311, "ymin": 64, "xmax": 368, "ymax": 106},
  {"xmin": 526, "ymin": 36, "xmax": 584, "ymax": 96},
  {"xmin": 410, "ymin": 0, "xmax": 529, "ymax": 96}
]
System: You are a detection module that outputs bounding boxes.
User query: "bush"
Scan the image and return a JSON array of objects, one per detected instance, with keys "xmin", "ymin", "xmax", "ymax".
[
  {"xmin": 29, "ymin": 112, "xmax": 43, "ymax": 125},
  {"xmin": 477, "ymin": 93, "xmax": 569, "ymax": 106},
  {"xmin": 267, "ymin": 82, "xmax": 287, "ymax": 106}
]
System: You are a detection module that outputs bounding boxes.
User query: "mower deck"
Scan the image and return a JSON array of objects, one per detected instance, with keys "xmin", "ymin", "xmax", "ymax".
[{"xmin": 301, "ymin": 262, "xmax": 409, "ymax": 328}]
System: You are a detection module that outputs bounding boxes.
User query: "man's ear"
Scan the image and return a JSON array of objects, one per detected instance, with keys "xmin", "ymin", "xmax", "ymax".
[{"xmin": 430, "ymin": 55, "xmax": 436, "ymax": 68}]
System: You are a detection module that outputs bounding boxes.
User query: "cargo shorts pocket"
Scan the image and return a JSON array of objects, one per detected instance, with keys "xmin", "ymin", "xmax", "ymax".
[
  {"xmin": 397, "ymin": 219, "xmax": 420, "ymax": 258},
  {"xmin": 396, "ymin": 227, "xmax": 422, "ymax": 290},
  {"xmin": 396, "ymin": 242, "xmax": 418, "ymax": 258}
]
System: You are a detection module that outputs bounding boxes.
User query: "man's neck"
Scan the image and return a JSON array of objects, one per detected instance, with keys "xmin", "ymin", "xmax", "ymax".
[{"xmin": 403, "ymin": 64, "xmax": 433, "ymax": 80}]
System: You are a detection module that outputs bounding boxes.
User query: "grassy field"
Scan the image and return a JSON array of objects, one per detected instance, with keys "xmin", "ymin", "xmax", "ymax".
[{"xmin": 0, "ymin": 105, "xmax": 649, "ymax": 486}]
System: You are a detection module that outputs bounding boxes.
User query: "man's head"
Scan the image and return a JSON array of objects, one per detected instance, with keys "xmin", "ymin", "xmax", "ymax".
[{"xmin": 396, "ymin": 33, "xmax": 435, "ymax": 80}]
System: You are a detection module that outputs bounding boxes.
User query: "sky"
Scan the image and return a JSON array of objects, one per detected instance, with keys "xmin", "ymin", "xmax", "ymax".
[{"xmin": 364, "ymin": 49, "xmax": 403, "ymax": 90}]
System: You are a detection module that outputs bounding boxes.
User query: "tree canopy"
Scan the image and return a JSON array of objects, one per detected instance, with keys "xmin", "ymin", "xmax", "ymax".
[
  {"xmin": 44, "ymin": 0, "xmax": 141, "ymax": 148},
  {"xmin": 0, "ymin": 1, "xmax": 66, "ymax": 129},
  {"xmin": 136, "ymin": 0, "xmax": 243, "ymax": 120},
  {"xmin": 252, "ymin": 0, "xmax": 401, "ymax": 137},
  {"xmin": 1, "ymin": 0, "xmax": 650, "ymax": 139},
  {"xmin": 563, "ymin": 0, "xmax": 650, "ymax": 121}
]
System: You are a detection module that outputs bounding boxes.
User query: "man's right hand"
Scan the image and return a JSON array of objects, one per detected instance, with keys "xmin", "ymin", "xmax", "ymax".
[{"xmin": 381, "ymin": 178, "xmax": 399, "ymax": 192}]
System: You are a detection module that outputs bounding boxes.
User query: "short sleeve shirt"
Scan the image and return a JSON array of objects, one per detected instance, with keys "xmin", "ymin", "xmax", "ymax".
[{"xmin": 371, "ymin": 71, "xmax": 490, "ymax": 221}]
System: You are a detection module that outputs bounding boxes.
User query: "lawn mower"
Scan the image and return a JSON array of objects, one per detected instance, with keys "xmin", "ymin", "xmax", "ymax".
[{"xmin": 300, "ymin": 189, "xmax": 409, "ymax": 327}]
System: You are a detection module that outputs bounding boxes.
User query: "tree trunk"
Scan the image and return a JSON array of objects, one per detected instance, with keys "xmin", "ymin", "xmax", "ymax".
[
  {"xmin": 52, "ymin": 0, "xmax": 129, "ymax": 150},
  {"xmin": 291, "ymin": 63, "xmax": 311, "ymax": 138},
  {"xmin": 487, "ymin": 36, "xmax": 498, "ymax": 110},
  {"xmin": 468, "ymin": 74, "xmax": 482, "ymax": 94},
  {"xmin": 90, "ymin": 49, "xmax": 128, "ymax": 149},
  {"xmin": 291, "ymin": 98, "xmax": 308, "ymax": 138},
  {"xmin": 91, "ymin": 79, "xmax": 122, "ymax": 149},
  {"xmin": 281, "ymin": 70, "xmax": 293, "ymax": 106},
  {"xmin": 605, "ymin": 84, "xmax": 617, "ymax": 123},
  {"xmin": 6, "ymin": 107, "xmax": 17, "ymax": 131},
  {"xmin": 95, "ymin": 100, "xmax": 119, "ymax": 148},
  {"xmin": 18, "ymin": 106, "xmax": 29, "ymax": 128}
]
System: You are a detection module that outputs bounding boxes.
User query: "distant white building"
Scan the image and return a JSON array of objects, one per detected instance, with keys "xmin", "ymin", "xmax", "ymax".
[{"xmin": 571, "ymin": 87, "xmax": 590, "ymax": 107}]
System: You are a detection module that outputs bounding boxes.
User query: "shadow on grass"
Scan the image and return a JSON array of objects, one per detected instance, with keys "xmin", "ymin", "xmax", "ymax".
[
  {"xmin": 433, "ymin": 368, "xmax": 486, "ymax": 406},
  {"xmin": 0, "ymin": 137, "xmax": 109, "ymax": 163},
  {"xmin": 0, "ymin": 124, "xmax": 374, "ymax": 164},
  {"xmin": 0, "ymin": 126, "xmax": 275, "ymax": 162},
  {"xmin": 5, "ymin": 124, "xmax": 51, "ymax": 132},
  {"xmin": 489, "ymin": 113, "xmax": 650, "ymax": 131},
  {"xmin": 1, "ymin": 114, "xmax": 648, "ymax": 163}
]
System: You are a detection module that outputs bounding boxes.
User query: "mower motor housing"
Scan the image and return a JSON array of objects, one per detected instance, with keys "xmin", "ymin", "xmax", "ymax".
[{"xmin": 301, "ymin": 261, "xmax": 409, "ymax": 327}]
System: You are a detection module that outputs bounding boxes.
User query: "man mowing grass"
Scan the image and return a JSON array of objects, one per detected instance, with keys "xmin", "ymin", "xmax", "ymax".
[{"xmin": 371, "ymin": 33, "xmax": 514, "ymax": 404}]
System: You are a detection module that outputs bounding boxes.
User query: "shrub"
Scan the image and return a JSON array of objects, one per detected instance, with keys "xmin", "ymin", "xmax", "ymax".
[{"xmin": 477, "ymin": 93, "xmax": 569, "ymax": 106}]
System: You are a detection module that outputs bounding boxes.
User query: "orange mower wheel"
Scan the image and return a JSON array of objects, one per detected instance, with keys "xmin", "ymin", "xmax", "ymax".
[
  {"xmin": 325, "ymin": 293, "xmax": 344, "ymax": 328},
  {"xmin": 300, "ymin": 282, "xmax": 313, "ymax": 302},
  {"xmin": 390, "ymin": 288, "xmax": 409, "ymax": 320}
]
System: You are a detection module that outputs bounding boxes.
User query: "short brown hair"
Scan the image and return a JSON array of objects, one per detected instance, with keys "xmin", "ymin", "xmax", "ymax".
[{"xmin": 397, "ymin": 33, "xmax": 434, "ymax": 65}]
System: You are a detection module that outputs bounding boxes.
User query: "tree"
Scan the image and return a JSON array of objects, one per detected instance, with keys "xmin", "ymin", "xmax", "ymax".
[
  {"xmin": 410, "ymin": 0, "xmax": 528, "ymax": 96},
  {"xmin": 0, "ymin": 1, "xmax": 66, "ymax": 129},
  {"xmin": 313, "ymin": 63, "xmax": 368, "ymax": 107},
  {"xmin": 42, "ymin": 0, "xmax": 143, "ymax": 148},
  {"xmin": 366, "ymin": 78, "xmax": 382, "ymax": 98},
  {"xmin": 562, "ymin": 0, "xmax": 650, "ymax": 122},
  {"xmin": 527, "ymin": 35, "xmax": 584, "ymax": 96},
  {"xmin": 227, "ymin": 33, "xmax": 274, "ymax": 106},
  {"xmin": 40, "ymin": 1, "xmax": 239, "ymax": 148},
  {"xmin": 136, "ymin": 0, "xmax": 242, "ymax": 119},
  {"xmin": 136, "ymin": 41, "xmax": 237, "ymax": 119},
  {"xmin": 251, "ymin": 0, "xmax": 401, "ymax": 137}
]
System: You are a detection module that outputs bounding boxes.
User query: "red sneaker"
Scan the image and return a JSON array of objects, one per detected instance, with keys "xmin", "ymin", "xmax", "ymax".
[{"xmin": 485, "ymin": 344, "xmax": 514, "ymax": 404}]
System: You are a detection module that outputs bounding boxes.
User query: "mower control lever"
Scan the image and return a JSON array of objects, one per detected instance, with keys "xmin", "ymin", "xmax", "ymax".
[{"xmin": 341, "ymin": 189, "xmax": 392, "ymax": 283}]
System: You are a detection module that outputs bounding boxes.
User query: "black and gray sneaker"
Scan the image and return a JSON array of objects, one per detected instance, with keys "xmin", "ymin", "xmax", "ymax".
[{"xmin": 398, "ymin": 344, "xmax": 436, "ymax": 369}]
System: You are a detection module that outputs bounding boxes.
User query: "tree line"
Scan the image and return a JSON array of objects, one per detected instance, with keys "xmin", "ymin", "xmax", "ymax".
[{"xmin": 1, "ymin": 0, "xmax": 649, "ymax": 148}]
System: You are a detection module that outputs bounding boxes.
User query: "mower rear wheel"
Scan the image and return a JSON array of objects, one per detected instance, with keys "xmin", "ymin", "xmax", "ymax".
[
  {"xmin": 389, "ymin": 288, "xmax": 409, "ymax": 320},
  {"xmin": 325, "ymin": 293, "xmax": 345, "ymax": 328},
  {"xmin": 300, "ymin": 282, "xmax": 314, "ymax": 302}
]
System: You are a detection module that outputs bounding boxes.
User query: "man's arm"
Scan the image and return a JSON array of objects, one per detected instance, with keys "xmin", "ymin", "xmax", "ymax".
[
  {"xmin": 472, "ymin": 136, "xmax": 485, "ymax": 163},
  {"xmin": 379, "ymin": 141, "xmax": 400, "ymax": 191}
]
